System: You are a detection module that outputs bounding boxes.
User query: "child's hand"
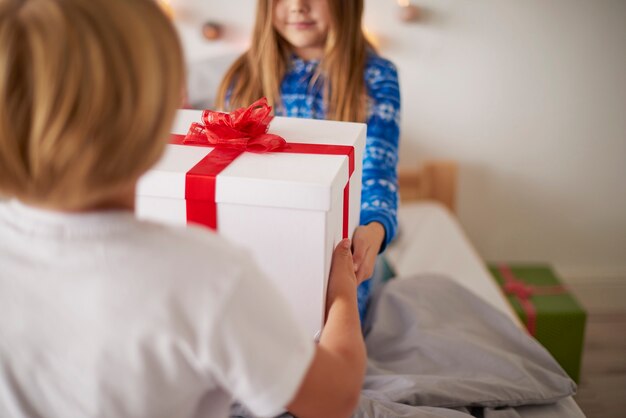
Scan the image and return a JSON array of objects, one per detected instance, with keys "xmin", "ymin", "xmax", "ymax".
[
  {"xmin": 292, "ymin": 239, "xmax": 366, "ymax": 418},
  {"xmin": 351, "ymin": 222, "xmax": 385, "ymax": 283},
  {"xmin": 325, "ymin": 239, "xmax": 358, "ymax": 315}
]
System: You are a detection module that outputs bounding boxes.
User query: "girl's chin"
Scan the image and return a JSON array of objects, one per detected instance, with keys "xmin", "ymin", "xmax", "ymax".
[
  {"xmin": 292, "ymin": 50, "xmax": 324, "ymax": 60},
  {"xmin": 285, "ymin": 36, "xmax": 324, "ymax": 50}
]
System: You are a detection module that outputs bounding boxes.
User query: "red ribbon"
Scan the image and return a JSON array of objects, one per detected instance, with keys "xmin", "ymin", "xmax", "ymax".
[
  {"xmin": 183, "ymin": 98, "xmax": 287, "ymax": 152},
  {"xmin": 498, "ymin": 264, "xmax": 566, "ymax": 336},
  {"xmin": 170, "ymin": 99, "xmax": 355, "ymax": 237}
]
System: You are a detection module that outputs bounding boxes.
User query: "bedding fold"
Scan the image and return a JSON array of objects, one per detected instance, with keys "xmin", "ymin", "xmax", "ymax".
[{"xmin": 231, "ymin": 275, "xmax": 576, "ymax": 418}]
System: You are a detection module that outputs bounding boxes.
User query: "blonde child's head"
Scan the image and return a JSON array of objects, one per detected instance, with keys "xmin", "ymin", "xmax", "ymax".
[
  {"xmin": 217, "ymin": 0, "xmax": 371, "ymax": 122},
  {"xmin": 0, "ymin": 0, "xmax": 184, "ymax": 210}
]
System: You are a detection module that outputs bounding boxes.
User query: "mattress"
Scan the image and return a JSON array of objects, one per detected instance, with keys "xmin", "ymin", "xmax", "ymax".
[{"xmin": 385, "ymin": 201, "xmax": 585, "ymax": 418}]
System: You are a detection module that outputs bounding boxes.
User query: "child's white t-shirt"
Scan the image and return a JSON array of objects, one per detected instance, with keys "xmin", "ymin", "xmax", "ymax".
[{"xmin": 0, "ymin": 200, "xmax": 315, "ymax": 418}]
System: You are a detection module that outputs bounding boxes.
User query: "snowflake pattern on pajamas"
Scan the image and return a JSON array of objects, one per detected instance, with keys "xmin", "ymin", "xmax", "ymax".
[
  {"xmin": 276, "ymin": 53, "xmax": 401, "ymax": 322},
  {"xmin": 277, "ymin": 53, "xmax": 400, "ymax": 249}
]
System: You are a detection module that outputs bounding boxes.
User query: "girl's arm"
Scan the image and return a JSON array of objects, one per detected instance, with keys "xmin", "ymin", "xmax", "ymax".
[
  {"xmin": 286, "ymin": 239, "xmax": 366, "ymax": 418},
  {"xmin": 353, "ymin": 57, "xmax": 401, "ymax": 281}
]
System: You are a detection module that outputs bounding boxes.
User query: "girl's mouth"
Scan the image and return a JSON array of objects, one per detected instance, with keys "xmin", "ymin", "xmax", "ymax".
[{"xmin": 289, "ymin": 21, "xmax": 316, "ymax": 30}]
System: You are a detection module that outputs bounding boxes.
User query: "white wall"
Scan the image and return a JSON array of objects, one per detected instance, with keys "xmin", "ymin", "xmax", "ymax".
[{"xmin": 172, "ymin": 0, "xmax": 626, "ymax": 281}]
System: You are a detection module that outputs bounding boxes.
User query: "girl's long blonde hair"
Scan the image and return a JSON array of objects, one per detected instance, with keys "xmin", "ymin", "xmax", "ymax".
[{"xmin": 216, "ymin": 0, "xmax": 371, "ymax": 123}]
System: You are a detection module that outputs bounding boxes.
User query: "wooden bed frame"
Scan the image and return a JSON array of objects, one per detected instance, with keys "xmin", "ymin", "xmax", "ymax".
[{"xmin": 397, "ymin": 161, "xmax": 458, "ymax": 213}]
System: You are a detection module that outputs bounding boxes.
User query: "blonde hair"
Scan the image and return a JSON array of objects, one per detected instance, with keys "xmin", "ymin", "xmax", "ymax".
[
  {"xmin": 0, "ymin": 0, "xmax": 184, "ymax": 210},
  {"xmin": 216, "ymin": 0, "xmax": 371, "ymax": 123}
]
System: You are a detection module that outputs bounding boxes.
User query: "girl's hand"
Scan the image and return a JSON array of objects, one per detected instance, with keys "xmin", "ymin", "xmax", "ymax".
[{"xmin": 351, "ymin": 222, "xmax": 385, "ymax": 283}]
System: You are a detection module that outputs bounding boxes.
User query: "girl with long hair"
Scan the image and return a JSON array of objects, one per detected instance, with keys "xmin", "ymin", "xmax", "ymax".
[{"xmin": 217, "ymin": 0, "xmax": 401, "ymax": 321}]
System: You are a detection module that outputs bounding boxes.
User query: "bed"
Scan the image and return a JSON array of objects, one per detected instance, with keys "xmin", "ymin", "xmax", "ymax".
[{"xmin": 381, "ymin": 162, "xmax": 586, "ymax": 418}]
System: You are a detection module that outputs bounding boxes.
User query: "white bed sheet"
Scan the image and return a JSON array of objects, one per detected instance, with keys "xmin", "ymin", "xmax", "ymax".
[
  {"xmin": 385, "ymin": 201, "xmax": 585, "ymax": 418},
  {"xmin": 386, "ymin": 202, "xmax": 515, "ymax": 318}
]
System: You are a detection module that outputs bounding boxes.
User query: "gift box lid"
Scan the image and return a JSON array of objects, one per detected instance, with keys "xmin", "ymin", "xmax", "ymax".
[{"xmin": 137, "ymin": 109, "xmax": 366, "ymax": 211}]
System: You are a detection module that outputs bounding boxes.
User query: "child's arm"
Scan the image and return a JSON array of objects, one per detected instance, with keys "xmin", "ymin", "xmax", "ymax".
[
  {"xmin": 354, "ymin": 57, "xmax": 401, "ymax": 282},
  {"xmin": 286, "ymin": 239, "xmax": 366, "ymax": 418},
  {"xmin": 200, "ymin": 240, "xmax": 365, "ymax": 418}
]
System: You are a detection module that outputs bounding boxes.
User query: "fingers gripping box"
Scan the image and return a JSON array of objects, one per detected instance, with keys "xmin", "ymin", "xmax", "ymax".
[{"xmin": 136, "ymin": 108, "xmax": 365, "ymax": 337}]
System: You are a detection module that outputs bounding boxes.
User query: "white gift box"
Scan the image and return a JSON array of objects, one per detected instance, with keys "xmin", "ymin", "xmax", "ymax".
[{"xmin": 136, "ymin": 109, "xmax": 365, "ymax": 336}]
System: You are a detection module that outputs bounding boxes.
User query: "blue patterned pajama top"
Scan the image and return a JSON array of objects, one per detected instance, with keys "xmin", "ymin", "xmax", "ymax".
[{"xmin": 276, "ymin": 53, "xmax": 401, "ymax": 321}]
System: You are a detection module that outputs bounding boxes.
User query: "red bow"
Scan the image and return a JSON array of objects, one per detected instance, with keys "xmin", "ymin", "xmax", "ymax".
[{"xmin": 183, "ymin": 98, "xmax": 287, "ymax": 152}]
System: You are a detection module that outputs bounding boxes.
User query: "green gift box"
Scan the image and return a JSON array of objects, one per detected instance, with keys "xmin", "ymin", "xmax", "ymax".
[{"xmin": 488, "ymin": 264, "xmax": 586, "ymax": 383}]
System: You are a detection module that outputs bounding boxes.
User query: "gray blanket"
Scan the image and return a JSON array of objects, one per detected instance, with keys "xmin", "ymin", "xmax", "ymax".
[{"xmin": 232, "ymin": 275, "xmax": 576, "ymax": 418}]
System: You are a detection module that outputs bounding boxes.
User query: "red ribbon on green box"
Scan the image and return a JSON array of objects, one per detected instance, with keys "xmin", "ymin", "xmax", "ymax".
[
  {"xmin": 498, "ymin": 264, "xmax": 566, "ymax": 336},
  {"xmin": 170, "ymin": 98, "xmax": 355, "ymax": 237}
]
